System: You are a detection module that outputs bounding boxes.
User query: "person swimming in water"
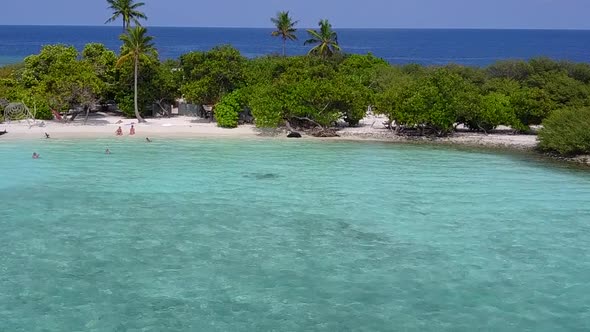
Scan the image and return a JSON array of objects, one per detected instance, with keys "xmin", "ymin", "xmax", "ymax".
[
  {"xmin": 45, "ymin": 132, "xmax": 50, "ymax": 139},
  {"xmin": 146, "ymin": 137, "xmax": 151, "ymax": 142},
  {"xmin": 105, "ymin": 148, "xmax": 111, "ymax": 154},
  {"xmin": 32, "ymin": 152, "xmax": 40, "ymax": 159}
]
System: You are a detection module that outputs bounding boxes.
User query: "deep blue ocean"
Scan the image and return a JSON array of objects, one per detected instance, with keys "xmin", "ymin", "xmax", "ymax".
[{"xmin": 1, "ymin": 25, "xmax": 590, "ymax": 67}]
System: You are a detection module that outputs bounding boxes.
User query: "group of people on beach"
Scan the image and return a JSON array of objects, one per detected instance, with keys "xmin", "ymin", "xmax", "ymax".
[{"xmin": 116, "ymin": 124, "xmax": 135, "ymax": 136}]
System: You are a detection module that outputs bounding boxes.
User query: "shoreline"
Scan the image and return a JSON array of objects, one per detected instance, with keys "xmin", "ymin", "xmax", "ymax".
[
  {"xmin": 334, "ymin": 131, "xmax": 538, "ymax": 150},
  {"xmin": 1, "ymin": 114, "xmax": 588, "ymax": 167},
  {"xmin": 0, "ymin": 116, "xmax": 538, "ymax": 150}
]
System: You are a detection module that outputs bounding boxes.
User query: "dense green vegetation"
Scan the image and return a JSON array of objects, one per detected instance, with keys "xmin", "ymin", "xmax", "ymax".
[
  {"xmin": 215, "ymin": 90, "xmax": 245, "ymax": 128},
  {"xmin": 2, "ymin": 44, "xmax": 590, "ymax": 154},
  {"xmin": 1, "ymin": 4, "xmax": 589, "ymax": 156},
  {"xmin": 538, "ymin": 107, "xmax": 590, "ymax": 156}
]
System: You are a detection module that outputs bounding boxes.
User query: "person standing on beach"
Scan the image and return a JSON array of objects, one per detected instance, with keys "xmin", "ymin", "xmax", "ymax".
[
  {"xmin": 116, "ymin": 126, "xmax": 123, "ymax": 136},
  {"xmin": 130, "ymin": 125, "xmax": 135, "ymax": 135}
]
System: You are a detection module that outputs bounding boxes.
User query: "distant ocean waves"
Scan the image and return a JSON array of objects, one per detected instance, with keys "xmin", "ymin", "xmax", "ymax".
[{"xmin": 1, "ymin": 26, "xmax": 590, "ymax": 66}]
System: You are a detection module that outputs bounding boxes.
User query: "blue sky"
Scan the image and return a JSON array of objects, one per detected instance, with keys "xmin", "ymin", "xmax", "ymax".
[{"xmin": 2, "ymin": 0, "xmax": 589, "ymax": 29}]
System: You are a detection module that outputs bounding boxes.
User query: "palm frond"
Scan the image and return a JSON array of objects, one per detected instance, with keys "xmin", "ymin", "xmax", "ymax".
[
  {"xmin": 130, "ymin": 1, "xmax": 145, "ymax": 9},
  {"xmin": 305, "ymin": 19, "xmax": 340, "ymax": 58},
  {"xmin": 105, "ymin": 14, "xmax": 120, "ymax": 24},
  {"xmin": 132, "ymin": 11, "xmax": 147, "ymax": 19},
  {"xmin": 271, "ymin": 11, "xmax": 298, "ymax": 41},
  {"xmin": 105, "ymin": 0, "xmax": 147, "ymax": 27},
  {"xmin": 304, "ymin": 29, "xmax": 323, "ymax": 45},
  {"xmin": 116, "ymin": 53, "xmax": 132, "ymax": 67}
]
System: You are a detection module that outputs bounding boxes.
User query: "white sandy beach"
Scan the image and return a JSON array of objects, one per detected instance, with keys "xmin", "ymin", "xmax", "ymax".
[
  {"xmin": 1, "ymin": 112, "xmax": 538, "ymax": 150},
  {"xmin": 0, "ymin": 113, "xmax": 259, "ymax": 140},
  {"xmin": 2, "ymin": 113, "xmax": 589, "ymax": 166}
]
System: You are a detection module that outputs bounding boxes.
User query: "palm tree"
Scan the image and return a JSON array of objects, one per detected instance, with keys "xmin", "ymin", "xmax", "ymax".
[
  {"xmin": 105, "ymin": 0, "xmax": 147, "ymax": 30},
  {"xmin": 304, "ymin": 19, "xmax": 341, "ymax": 59},
  {"xmin": 271, "ymin": 11, "xmax": 298, "ymax": 56},
  {"xmin": 117, "ymin": 26, "xmax": 156, "ymax": 122}
]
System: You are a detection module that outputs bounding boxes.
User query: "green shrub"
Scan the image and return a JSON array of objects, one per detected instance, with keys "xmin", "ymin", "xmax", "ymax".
[
  {"xmin": 248, "ymin": 84, "xmax": 285, "ymax": 128},
  {"xmin": 461, "ymin": 93, "xmax": 520, "ymax": 132},
  {"xmin": 510, "ymin": 87, "xmax": 555, "ymax": 126},
  {"xmin": 34, "ymin": 106, "xmax": 53, "ymax": 120},
  {"xmin": 215, "ymin": 90, "xmax": 243, "ymax": 128},
  {"xmin": 117, "ymin": 95, "xmax": 135, "ymax": 118},
  {"xmin": 13, "ymin": 94, "xmax": 53, "ymax": 120},
  {"xmin": 538, "ymin": 107, "xmax": 590, "ymax": 156},
  {"xmin": 487, "ymin": 60, "xmax": 533, "ymax": 81},
  {"xmin": 377, "ymin": 68, "xmax": 474, "ymax": 135}
]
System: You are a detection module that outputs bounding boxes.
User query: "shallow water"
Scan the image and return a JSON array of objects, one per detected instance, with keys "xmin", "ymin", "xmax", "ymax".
[{"xmin": 1, "ymin": 138, "xmax": 589, "ymax": 331}]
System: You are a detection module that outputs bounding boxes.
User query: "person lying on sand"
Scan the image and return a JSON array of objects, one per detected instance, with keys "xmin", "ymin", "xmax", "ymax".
[{"xmin": 115, "ymin": 126, "xmax": 123, "ymax": 136}]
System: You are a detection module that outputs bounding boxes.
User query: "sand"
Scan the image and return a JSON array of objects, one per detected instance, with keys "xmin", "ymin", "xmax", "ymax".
[
  {"xmin": 1, "ymin": 112, "xmax": 538, "ymax": 151},
  {"xmin": 337, "ymin": 114, "xmax": 538, "ymax": 150},
  {"xmin": 0, "ymin": 113, "xmax": 259, "ymax": 140}
]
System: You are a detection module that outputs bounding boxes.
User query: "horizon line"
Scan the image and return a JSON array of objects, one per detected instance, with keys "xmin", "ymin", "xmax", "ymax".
[{"xmin": 0, "ymin": 24, "xmax": 589, "ymax": 31}]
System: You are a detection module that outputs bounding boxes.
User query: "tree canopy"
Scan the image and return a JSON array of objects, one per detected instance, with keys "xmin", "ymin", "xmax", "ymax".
[
  {"xmin": 105, "ymin": 0, "xmax": 147, "ymax": 30},
  {"xmin": 305, "ymin": 20, "xmax": 341, "ymax": 59},
  {"xmin": 3, "ymin": 39, "xmax": 590, "ymax": 155},
  {"xmin": 117, "ymin": 26, "xmax": 157, "ymax": 122},
  {"xmin": 271, "ymin": 11, "xmax": 298, "ymax": 57},
  {"xmin": 19, "ymin": 45, "xmax": 102, "ymax": 120},
  {"xmin": 538, "ymin": 107, "xmax": 590, "ymax": 156},
  {"xmin": 180, "ymin": 45, "xmax": 246, "ymax": 105}
]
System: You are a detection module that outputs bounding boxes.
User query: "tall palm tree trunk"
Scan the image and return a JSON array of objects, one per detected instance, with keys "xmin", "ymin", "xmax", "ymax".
[
  {"xmin": 133, "ymin": 54, "xmax": 144, "ymax": 122},
  {"xmin": 282, "ymin": 38, "xmax": 286, "ymax": 57}
]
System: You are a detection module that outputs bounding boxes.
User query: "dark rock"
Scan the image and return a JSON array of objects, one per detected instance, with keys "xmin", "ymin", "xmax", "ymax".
[
  {"xmin": 311, "ymin": 129, "xmax": 339, "ymax": 137},
  {"xmin": 287, "ymin": 131, "xmax": 302, "ymax": 138},
  {"xmin": 255, "ymin": 173, "xmax": 279, "ymax": 180},
  {"xmin": 244, "ymin": 173, "xmax": 280, "ymax": 180},
  {"xmin": 0, "ymin": 130, "xmax": 7, "ymax": 136}
]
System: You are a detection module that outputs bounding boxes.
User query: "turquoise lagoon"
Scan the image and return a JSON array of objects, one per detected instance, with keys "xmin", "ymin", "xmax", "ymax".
[{"xmin": 1, "ymin": 138, "xmax": 589, "ymax": 331}]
